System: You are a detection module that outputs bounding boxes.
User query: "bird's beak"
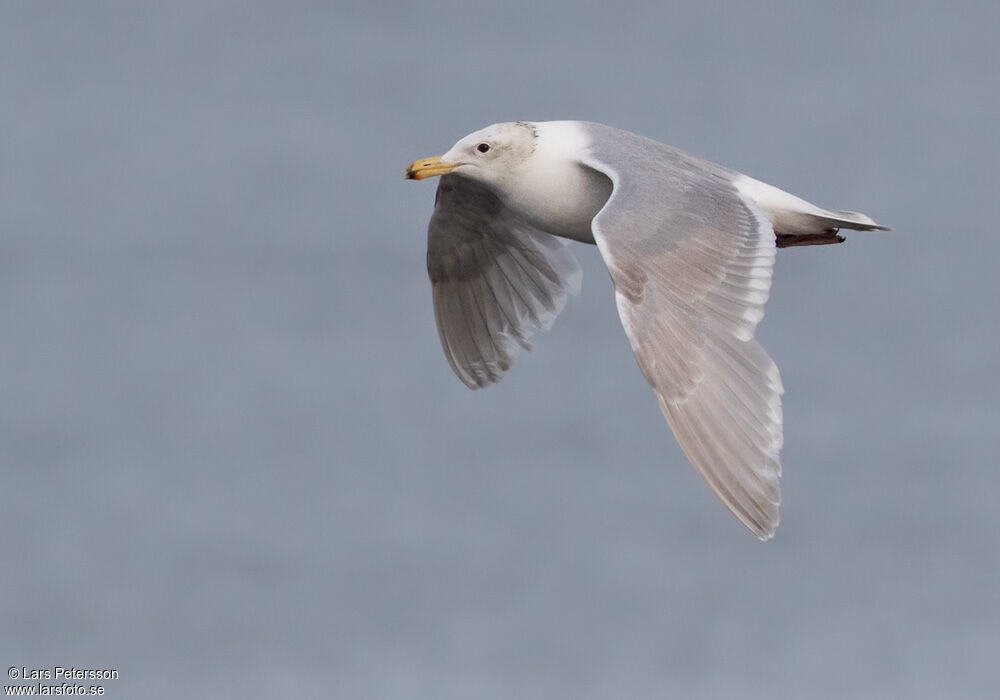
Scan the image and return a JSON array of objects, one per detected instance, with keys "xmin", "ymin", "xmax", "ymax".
[{"xmin": 404, "ymin": 155, "xmax": 457, "ymax": 180}]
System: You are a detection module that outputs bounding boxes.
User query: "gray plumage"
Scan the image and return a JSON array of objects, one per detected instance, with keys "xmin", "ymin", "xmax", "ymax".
[{"xmin": 427, "ymin": 175, "xmax": 581, "ymax": 389}]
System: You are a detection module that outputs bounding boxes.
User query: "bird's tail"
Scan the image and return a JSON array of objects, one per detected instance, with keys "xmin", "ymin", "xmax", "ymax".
[
  {"xmin": 807, "ymin": 207, "xmax": 891, "ymax": 232},
  {"xmin": 734, "ymin": 175, "xmax": 889, "ymax": 247}
]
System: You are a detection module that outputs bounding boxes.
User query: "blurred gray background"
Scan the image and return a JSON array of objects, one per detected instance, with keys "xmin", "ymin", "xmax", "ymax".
[{"xmin": 2, "ymin": 2, "xmax": 998, "ymax": 698}]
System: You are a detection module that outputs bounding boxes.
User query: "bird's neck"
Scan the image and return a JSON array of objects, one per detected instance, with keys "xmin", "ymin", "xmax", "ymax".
[{"xmin": 503, "ymin": 122, "xmax": 611, "ymax": 244}]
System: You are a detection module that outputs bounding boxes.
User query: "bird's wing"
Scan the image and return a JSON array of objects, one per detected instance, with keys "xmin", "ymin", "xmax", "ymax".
[
  {"xmin": 426, "ymin": 174, "xmax": 581, "ymax": 389},
  {"xmin": 579, "ymin": 129, "xmax": 784, "ymax": 539}
]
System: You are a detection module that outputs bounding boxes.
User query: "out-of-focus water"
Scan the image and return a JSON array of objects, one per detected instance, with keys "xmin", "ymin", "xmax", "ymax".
[{"xmin": 2, "ymin": 2, "xmax": 998, "ymax": 698}]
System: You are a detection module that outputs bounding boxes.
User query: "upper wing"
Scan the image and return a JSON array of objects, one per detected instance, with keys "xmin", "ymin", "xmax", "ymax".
[
  {"xmin": 579, "ymin": 126, "xmax": 784, "ymax": 539},
  {"xmin": 426, "ymin": 174, "xmax": 581, "ymax": 389}
]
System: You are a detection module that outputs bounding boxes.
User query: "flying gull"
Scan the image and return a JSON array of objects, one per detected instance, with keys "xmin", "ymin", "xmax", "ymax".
[{"xmin": 405, "ymin": 121, "xmax": 887, "ymax": 539}]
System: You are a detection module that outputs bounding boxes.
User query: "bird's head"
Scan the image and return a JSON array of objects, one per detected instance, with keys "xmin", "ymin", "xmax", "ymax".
[{"xmin": 405, "ymin": 121, "xmax": 538, "ymax": 188}]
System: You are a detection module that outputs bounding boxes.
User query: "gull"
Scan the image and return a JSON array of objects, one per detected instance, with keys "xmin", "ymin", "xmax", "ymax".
[{"xmin": 404, "ymin": 121, "xmax": 887, "ymax": 539}]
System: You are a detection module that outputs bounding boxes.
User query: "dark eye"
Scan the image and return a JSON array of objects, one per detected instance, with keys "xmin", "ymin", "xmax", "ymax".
[{"xmin": 476, "ymin": 142, "xmax": 490, "ymax": 153}]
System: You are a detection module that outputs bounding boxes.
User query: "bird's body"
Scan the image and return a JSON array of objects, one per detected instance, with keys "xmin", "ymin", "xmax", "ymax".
[{"xmin": 406, "ymin": 121, "xmax": 886, "ymax": 539}]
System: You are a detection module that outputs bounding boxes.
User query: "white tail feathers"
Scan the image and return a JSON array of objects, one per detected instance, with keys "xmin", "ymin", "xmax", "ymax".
[
  {"xmin": 821, "ymin": 208, "xmax": 891, "ymax": 231},
  {"xmin": 733, "ymin": 175, "xmax": 889, "ymax": 235}
]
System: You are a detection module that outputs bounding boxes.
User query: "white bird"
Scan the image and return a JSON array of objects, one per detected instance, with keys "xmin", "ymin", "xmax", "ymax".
[{"xmin": 405, "ymin": 121, "xmax": 887, "ymax": 540}]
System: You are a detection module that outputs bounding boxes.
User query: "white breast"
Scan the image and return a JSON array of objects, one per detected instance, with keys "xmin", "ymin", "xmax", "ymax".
[{"xmin": 503, "ymin": 121, "xmax": 611, "ymax": 243}]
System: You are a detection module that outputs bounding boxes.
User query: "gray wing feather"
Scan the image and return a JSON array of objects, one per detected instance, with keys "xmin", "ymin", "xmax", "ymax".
[
  {"xmin": 427, "ymin": 174, "xmax": 581, "ymax": 389},
  {"xmin": 580, "ymin": 124, "xmax": 784, "ymax": 539}
]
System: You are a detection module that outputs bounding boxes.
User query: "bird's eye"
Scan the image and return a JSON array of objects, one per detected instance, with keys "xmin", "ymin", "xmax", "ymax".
[{"xmin": 476, "ymin": 142, "xmax": 490, "ymax": 153}]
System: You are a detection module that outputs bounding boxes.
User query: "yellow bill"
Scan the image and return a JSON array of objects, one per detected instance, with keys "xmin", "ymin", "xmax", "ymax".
[{"xmin": 404, "ymin": 155, "xmax": 457, "ymax": 180}]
